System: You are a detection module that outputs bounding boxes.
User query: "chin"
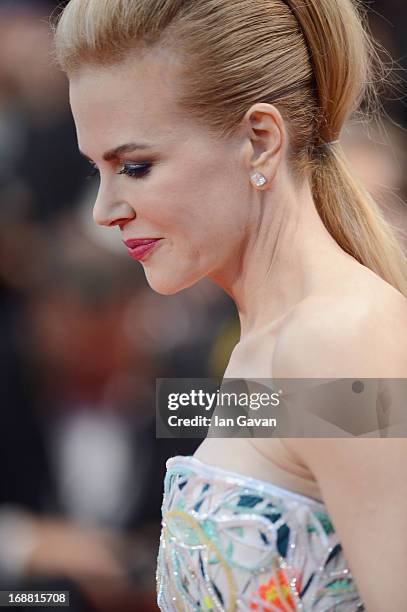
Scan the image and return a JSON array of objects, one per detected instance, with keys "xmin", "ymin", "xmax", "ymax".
[{"xmin": 143, "ymin": 267, "xmax": 204, "ymax": 296}]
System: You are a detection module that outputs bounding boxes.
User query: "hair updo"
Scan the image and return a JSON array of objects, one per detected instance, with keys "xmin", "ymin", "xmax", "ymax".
[{"xmin": 52, "ymin": 0, "xmax": 406, "ymax": 296}]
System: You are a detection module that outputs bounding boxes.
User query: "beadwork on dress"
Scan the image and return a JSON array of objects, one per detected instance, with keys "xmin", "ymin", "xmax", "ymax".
[{"xmin": 156, "ymin": 455, "xmax": 364, "ymax": 611}]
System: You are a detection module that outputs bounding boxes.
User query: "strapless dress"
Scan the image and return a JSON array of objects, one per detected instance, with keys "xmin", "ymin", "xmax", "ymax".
[{"xmin": 156, "ymin": 455, "xmax": 364, "ymax": 611}]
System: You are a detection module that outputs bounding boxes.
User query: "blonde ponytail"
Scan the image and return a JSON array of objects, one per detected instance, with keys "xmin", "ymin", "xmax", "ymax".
[
  {"xmin": 312, "ymin": 144, "xmax": 407, "ymax": 295},
  {"xmin": 284, "ymin": 0, "xmax": 407, "ymax": 295}
]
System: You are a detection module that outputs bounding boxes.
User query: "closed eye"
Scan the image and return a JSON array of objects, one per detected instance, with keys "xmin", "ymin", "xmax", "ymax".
[
  {"xmin": 86, "ymin": 161, "xmax": 152, "ymax": 180},
  {"xmin": 117, "ymin": 162, "xmax": 152, "ymax": 178}
]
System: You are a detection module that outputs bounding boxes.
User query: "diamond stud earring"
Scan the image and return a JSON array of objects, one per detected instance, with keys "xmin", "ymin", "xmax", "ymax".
[{"xmin": 250, "ymin": 172, "xmax": 268, "ymax": 188}]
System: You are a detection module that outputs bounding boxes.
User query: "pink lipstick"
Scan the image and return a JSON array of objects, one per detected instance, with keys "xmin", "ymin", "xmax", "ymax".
[{"xmin": 123, "ymin": 238, "xmax": 163, "ymax": 261}]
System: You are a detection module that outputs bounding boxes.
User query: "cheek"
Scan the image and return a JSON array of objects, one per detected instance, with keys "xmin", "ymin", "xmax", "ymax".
[
  {"xmin": 141, "ymin": 171, "xmax": 209, "ymax": 233},
  {"xmin": 140, "ymin": 152, "xmax": 247, "ymax": 251}
]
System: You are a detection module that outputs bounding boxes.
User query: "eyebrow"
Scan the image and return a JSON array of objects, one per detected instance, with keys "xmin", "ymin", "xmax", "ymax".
[{"xmin": 79, "ymin": 142, "xmax": 153, "ymax": 162}]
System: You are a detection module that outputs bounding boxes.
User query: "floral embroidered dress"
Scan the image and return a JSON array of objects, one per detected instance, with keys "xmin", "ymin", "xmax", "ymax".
[{"xmin": 156, "ymin": 455, "xmax": 364, "ymax": 611}]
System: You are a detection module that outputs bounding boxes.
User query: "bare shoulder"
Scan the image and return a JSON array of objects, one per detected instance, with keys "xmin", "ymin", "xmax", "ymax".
[
  {"xmin": 272, "ymin": 272, "xmax": 407, "ymax": 378},
  {"xmin": 274, "ymin": 275, "xmax": 407, "ymax": 609},
  {"xmin": 287, "ymin": 434, "xmax": 407, "ymax": 610}
]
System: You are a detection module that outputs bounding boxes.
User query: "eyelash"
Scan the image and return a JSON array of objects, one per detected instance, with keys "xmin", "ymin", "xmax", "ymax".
[{"xmin": 86, "ymin": 162, "xmax": 152, "ymax": 180}]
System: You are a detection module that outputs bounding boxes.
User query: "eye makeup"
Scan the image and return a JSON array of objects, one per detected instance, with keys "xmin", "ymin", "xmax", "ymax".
[
  {"xmin": 117, "ymin": 162, "xmax": 152, "ymax": 178},
  {"xmin": 86, "ymin": 161, "xmax": 152, "ymax": 180}
]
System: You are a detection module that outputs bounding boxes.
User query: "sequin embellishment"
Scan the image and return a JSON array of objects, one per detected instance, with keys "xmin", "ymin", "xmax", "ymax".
[{"xmin": 156, "ymin": 455, "xmax": 364, "ymax": 611}]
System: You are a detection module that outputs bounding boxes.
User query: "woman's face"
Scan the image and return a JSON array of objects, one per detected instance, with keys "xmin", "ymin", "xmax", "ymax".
[{"xmin": 69, "ymin": 49, "xmax": 254, "ymax": 295}]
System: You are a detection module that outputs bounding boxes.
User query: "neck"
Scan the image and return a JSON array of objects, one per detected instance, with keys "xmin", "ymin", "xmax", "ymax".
[{"xmin": 208, "ymin": 170, "xmax": 354, "ymax": 340}]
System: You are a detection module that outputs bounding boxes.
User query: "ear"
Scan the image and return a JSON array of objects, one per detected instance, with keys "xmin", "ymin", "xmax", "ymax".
[{"xmin": 241, "ymin": 103, "xmax": 285, "ymax": 183}]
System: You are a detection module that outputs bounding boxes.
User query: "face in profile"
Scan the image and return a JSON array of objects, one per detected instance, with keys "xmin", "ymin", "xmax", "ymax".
[{"xmin": 69, "ymin": 48, "xmax": 255, "ymax": 295}]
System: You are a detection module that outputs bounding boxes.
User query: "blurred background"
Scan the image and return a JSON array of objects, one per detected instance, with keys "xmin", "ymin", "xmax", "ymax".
[{"xmin": 0, "ymin": 0, "xmax": 405, "ymax": 610}]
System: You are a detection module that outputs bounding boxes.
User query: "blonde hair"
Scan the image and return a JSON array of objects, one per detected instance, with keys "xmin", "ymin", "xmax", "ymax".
[{"xmin": 52, "ymin": 0, "xmax": 407, "ymax": 296}]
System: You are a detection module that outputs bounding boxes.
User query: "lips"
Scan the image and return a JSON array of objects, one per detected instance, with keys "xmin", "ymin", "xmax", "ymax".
[
  {"xmin": 123, "ymin": 237, "xmax": 163, "ymax": 261},
  {"xmin": 123, "ymin": 238, "xmax": 162, "ymax": 249}
]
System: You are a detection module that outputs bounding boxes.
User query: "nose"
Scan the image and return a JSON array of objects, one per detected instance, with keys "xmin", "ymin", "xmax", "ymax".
[{"xmin": 92, "ymin": 188, "xmax": 136, "ymax": 228}]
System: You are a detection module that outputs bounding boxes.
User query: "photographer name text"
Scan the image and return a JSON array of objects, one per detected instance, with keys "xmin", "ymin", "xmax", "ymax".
[{"xmin": 167, "ymin": 414, "xmax": 277, "ymax": 428}]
